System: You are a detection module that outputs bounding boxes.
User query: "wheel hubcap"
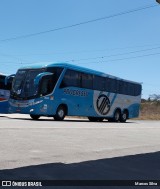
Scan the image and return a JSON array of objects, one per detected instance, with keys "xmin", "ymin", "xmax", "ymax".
[
  {"xmin": 58, "ymin": 110, "xmax": 64, "ymax": 118},
  {"xmin": 115, "ymin": 112, "xmax": 120, "ymax": 121},
  {"xmin": 123, "ymin": 113, "xmax": 127, "ymax": 120}
]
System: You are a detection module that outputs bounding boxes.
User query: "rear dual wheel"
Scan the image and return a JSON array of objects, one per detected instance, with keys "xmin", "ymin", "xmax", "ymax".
[
  {"xmin": 108, "ymin": 110, "xmax": 128, "ymax": 122},
  {"xmin": 113, "ymin": 110, "xmax": 121, "ymax": 122},
  {"xmin": 120, "ymin": 111, "xmax": 128, "ymax": 123}
]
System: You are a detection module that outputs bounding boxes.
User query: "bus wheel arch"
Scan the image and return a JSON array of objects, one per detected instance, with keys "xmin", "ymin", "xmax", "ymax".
[
  {"xmin": 54, "ymin": 104, "xmax": 68, "ymax": 121},
  {"xmin": 120, "ymin": 109, "xmax": 129, "ymax": 122}
]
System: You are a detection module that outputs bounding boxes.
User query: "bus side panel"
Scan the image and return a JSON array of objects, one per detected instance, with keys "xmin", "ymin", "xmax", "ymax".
[
  {"xmin": 0, "ymin": 89, "xmax": 10, "ymax": 114},
  {"xmin": 127, "ymin": 103, "xmax": 141, "ymax": 118},
  {"xmin": 54, "ymin": 87, "xmax": 96, "ymax": 117},
  {"xmin": 93, "ymin": 91, "xmax": 141, "ymax": 119},
  {"xmin": 0, "ymin": 100, "xmax": 9, "ymax": 113},
  {"xmin": 9, "ymin": 97, "xmax": 56, "ymax": 116},
  {"xmin": 53, "ymin": 89, "xmax": 141, "ymax": 119}
]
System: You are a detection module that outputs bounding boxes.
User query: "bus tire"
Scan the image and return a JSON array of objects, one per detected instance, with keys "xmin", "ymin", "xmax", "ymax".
[
  {"xmin": 113, "ymin": 109, "xmax": 121, "ymax": 122},
  {"xmin": 30, "ymin": 114, "xmax": 40, "ymax": 120},
  {"xmin": 120, "ymin": 110, "xmax": 128, "ymax": 123},
  {"xmin": 54, "ymin": 105, "xmax": 66, "ymax": 121}
]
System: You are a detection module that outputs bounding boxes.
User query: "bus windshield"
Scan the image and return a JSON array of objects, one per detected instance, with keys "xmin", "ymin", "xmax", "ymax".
[
  {"xmin": 12, "ymin": 69, "xmax": 44, "ymax": 99},
  {"xmin": 11, "ymin": 67, "xmax": 63, "ymax": 100}
]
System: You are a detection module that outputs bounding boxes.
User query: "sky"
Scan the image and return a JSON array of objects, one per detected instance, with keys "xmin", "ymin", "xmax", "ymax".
[{"xmin": 0, "ymin": 0, "xmax": 160, "ymax": 99}]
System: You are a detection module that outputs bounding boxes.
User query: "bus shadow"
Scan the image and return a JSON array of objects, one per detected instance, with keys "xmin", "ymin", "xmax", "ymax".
[
  {"xmin": 5, "ymin": 116, "xmax": 136, "ymax": 123},
  {"xmin": 0, "ymin": 115, "xmax": 136, "ymax": 124},
  {"xmin": 61, "ymin": 119, "xmax": 135, "ymax": 124},
  {"xmin": 1, "ymin": 151, "xmax": 160, "ymax": 182},
  {"xmin": 0, "ymin": 115, "xmax": 8, "ymax": 118}
]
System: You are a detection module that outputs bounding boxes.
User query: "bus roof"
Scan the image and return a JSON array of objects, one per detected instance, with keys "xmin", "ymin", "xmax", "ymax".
[{"xmin": 19, "ymin": 62, "xmax": 142, "ymax": 85}]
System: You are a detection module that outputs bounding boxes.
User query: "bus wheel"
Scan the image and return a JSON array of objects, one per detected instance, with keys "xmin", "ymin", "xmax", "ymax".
[
  {"xmin": 113, "ymin": 110, "xmax": 121, "ymax": 122},
  {"xmin": 54, "ymin": 105, "xmax": 66, "ymax": 121},
  {"xmin": 30, "ymin": 114, "xmax": 40, "ymax": 120},
  {"xmin": 120, "ymin": 111, "xmax": 128, "ymax": 122}
]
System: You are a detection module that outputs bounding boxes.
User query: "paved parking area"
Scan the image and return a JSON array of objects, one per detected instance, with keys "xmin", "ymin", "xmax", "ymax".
[{"xmin": 0, "ymin": 114, "xmax": 160, "ymax": 181}]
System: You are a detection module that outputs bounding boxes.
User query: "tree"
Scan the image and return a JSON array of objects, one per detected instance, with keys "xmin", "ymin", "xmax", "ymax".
[{"xmin": 149, "ymin": 94, "xmax": 160, "ymax": 101}]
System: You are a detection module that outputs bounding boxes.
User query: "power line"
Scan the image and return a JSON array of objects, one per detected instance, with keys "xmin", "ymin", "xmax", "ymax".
[
  {"xmin": 1, "ymin": 43, "xmax": 160, "ymax": 64},
  {"xmin": 2, "ymin": 43, "xmax": 160, "ymax": 57},
  {"xmin": 3, "ymin": 43, "xmax": 158, "ymax": 64},
  {"xmin": 67, "ymin": 46, "xmax": 160, "ymax": 62},
  {"xmin": 76, "ymin": 51, "xmax": 160, "ymax": 65},
  {"xmin": 1, "ymin": 46, "xmax": 160, "ymax": 66},
  {"xmin": 11, "ymin": 51, "xmax": 160, "ymax": 66},
  {"xmin": 0, "ymin": 4, "xmax": 158, "ymax": 43}
]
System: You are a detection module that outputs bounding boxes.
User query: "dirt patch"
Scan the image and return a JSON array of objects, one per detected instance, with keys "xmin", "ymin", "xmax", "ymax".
[{"xmin": 138, "ymin": 102, "xmax": 160, "ymax": 120}]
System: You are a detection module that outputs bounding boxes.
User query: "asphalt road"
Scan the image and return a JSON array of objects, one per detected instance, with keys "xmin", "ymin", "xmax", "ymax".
[{"xmin": 0, "ymin": 114, "xmax": 160, "ymax": 183}]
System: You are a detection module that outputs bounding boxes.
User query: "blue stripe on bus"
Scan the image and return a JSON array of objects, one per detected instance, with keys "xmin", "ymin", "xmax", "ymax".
[{"xmin": 110, "ymin": 93, "xmax": 117, "ymax": 106}]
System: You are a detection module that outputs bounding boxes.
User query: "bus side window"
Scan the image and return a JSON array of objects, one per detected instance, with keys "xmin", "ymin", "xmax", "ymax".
[
  {"xmin": 93, "ymin": 76, "xmax": 105, "ymax": 91},
  {"xmin": 60, "ymin": 69, "xmax": 81, "ymax": 88},
  {"xmin": 5, "ymin": 77, "xmax": 14, "ymax": 90},
  {"xmin": 106, "ymin": 78, "xmax": 117, "ymax": 93},
  {"xmin": 40, "ymin": 76, "xmax": 53, "ymax": 96},
  {"xmin": 81, "ymin": 73, "xmax": 93, "ymax": 89},
  {"xmin": 128, "ymin": 83, "xmax": 134, "ymax": 96},
  {"xmin": 47, "ymin": 67, "xmax": 63, "ymax": 88},
  {"xmin": 134, "ymin": 84, "xmax": 141, "ymax": 96},
  {"xmin": 0, "ymin": 75, "xmax": 5, "ymax": 89},
  {"xmin": 117, "ymin": 80, "xmax": 124, "ymax": 94},
  {"xmin": 122, "ymin": 82, "xmax": 127, "ymax": 95}
]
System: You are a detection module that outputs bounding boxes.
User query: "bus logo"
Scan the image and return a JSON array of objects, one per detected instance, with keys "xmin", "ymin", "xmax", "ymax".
[{"xmin": 96, "ymin": 94, "xmax": 110, "ymax": 115}]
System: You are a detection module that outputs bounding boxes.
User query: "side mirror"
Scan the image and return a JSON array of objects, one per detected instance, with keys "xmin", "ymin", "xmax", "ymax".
[
  {"xmin": 34, "ymin": 72, "xmax": 53, "ymax": 85},
  {"xmin": 5, "ymin": 74, "xmax": 15, "ymax": 85}
]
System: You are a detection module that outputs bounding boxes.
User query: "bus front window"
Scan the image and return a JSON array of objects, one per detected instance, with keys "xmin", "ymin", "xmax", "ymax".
[
  {"xmin": 11, "ymin": 67, "xmax": 63, "ymax": 100},
  {"xmin": 12, "ymin": 69, "xmax": 44, "ymax": 99},
  {"xmin": 23, "ymin": 70, "xmax": 43, "ymax": 98},
  {"xmin": 12, "ymin": 70, "xmax": 26, "ymax": 93}
]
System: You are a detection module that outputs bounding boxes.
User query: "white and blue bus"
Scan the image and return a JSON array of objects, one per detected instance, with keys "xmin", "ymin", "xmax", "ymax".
[
  {"xmin": 9, "ymin": 63, "xmax": 142, "ymax": 122},
  {"xmin": 0, "ymin": 73, "xmax": 14, "ymax": 113}
]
